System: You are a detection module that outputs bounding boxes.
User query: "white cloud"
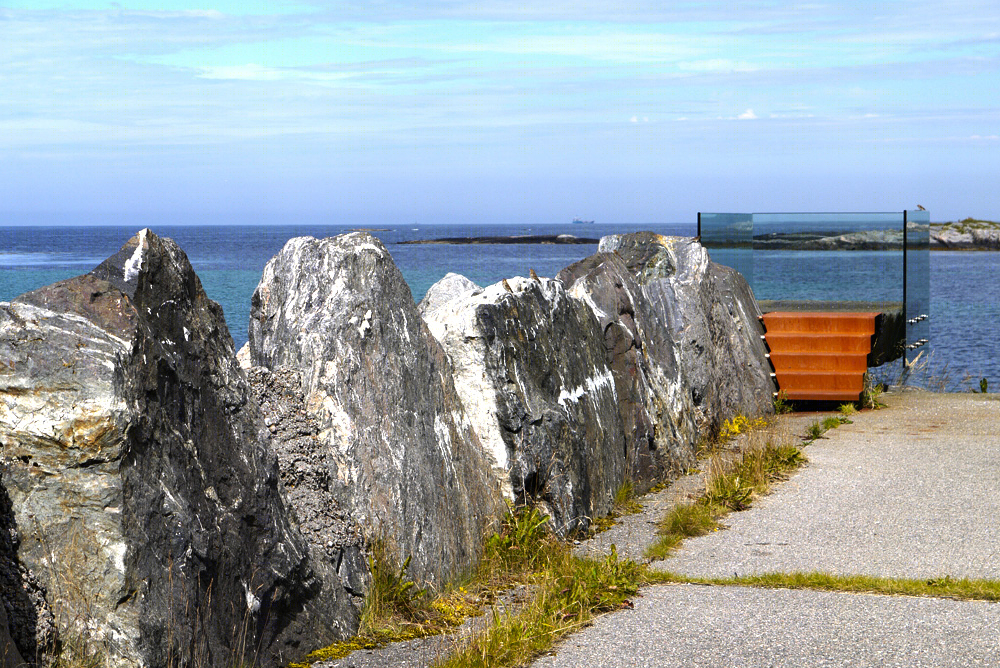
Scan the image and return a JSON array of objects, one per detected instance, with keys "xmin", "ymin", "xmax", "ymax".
[
  {"xmin": 197, "ymin": 63, "xmax": 283, "ymax": 80},
  {"xmin": 737, "ymin": 109, "xmax": 758, "ymax": 120},
  {"xmin": 677, "ymin": 59, "xmax": 759, "ymax": 73}
]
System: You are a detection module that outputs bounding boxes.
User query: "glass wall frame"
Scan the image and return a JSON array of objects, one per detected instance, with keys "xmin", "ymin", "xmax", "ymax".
[{"xmin": 698, "ymin": 211, "xmax": 930, "ymax": 366}]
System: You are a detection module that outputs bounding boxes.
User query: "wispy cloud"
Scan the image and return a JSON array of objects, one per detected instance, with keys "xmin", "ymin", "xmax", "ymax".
[{"xmin": 3, "ymin": 1, "xmax": 999, "ymax": 219}]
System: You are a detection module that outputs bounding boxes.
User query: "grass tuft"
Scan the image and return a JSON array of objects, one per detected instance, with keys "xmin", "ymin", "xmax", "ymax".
[
  {"xmin": 821, "ymin": 416, "xmax": 843, "ymax": 431},
  {"xmin": 772, "ymin": 391, "xmax": 793, "ymax": 414},
  {"xmin": 644, "ymin": 429, "xmax": 805, "ymax": 561},
  {"xmin": 612, "ymin": 479, "xmax": 643, "ymax": 516},
  {"xmin": 292, "ymin": 538, "xmax": 483, "ymax": 667},
  {"xmin": 360, "ymin": 539, "xmax": 427, "ymax": 635},
  {"xmin": 860, "ymin": 372, "xmax": 886, "ymax": 410},
  {"xmin": 588, "ymin": 480, "xmax": 645, "ymax": 535}
]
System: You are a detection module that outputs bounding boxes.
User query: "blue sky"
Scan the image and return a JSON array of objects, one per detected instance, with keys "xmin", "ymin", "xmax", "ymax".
[{"xmin": 2, "ymin": 1, "xmax": 998, "ymax": 224}]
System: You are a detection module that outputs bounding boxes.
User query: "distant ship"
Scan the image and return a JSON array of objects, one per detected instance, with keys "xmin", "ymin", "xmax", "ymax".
[{"xmin": 572, "ymin": 218, "xmax": 595, "ymax": 225}]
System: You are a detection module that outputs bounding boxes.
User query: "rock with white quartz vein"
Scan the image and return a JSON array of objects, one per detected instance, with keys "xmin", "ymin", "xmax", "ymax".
[
  {"xmin": 248, "ymin": 234, "xmax": 503, "ymax": 585},
  {"xmin": 557, "ymin": 252, "xmax": 699, "ymax": 487},
  {"xmin": 598, "ymin": 233, "xmax": 774, "ymax": 433},
  {"xmin": 419, "ymin": 273, "xmax": 628, "ymax": 536},
  {"xmin": 0, "ymin": 230, "xmax": 357, "ymax": 668}
]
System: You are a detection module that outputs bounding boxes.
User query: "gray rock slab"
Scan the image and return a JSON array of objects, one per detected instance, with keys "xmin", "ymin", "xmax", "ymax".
[
  {"xmin": 598, "ymin": 233, "xmax": 774, "ymax": 435},
  {"xmin": 558, "ymin": 251, "xmax": 698, "ymax": 488},
  {"xmin": 419, "ymin": 271, "xmax": 628, "ymax": 536},
  {"xmin": 533, "ymin": 583, "xmax": 1000, "ymax": 668},
  {"xmin": 657, "ymin": 391, "xmax": 1000, "ymax": 580},
  {"xmin": 249, "ymin": 234, "xmax": 503, "ymax": 585}
]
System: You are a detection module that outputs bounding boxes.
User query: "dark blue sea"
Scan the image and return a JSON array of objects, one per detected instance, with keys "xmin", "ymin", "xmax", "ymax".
[{"xmin": 0, "ymin": 222, "xmax": 996, "ymax": 392}]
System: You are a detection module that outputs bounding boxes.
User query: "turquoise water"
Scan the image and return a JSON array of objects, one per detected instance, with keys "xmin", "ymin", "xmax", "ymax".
[{"xmin": 0, "ymin": 223, "xmax": 996, "ymax": 392}]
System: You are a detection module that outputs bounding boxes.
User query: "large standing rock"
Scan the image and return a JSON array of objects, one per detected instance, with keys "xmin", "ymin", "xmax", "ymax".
[
  {"xmin": 0, "ymin": 230, "xmax": 356, "ymax": 668},
  {"xmin": 419, "ymin": 273, "xmax": 627, "ymax": 535},
  {"xmin": 248, "ymin": 234, "xmax": 502, "ymax": 585},
  {"xmin": 557, "ymin": 253, "xmax": 699, "ymax": 486},
  {"xmin": 598, "ymin": 233, "xmax": 774, "ymax": 432},
  {"xmin": 0, "ymin": 472, "xmax": 55, "ymax": 667}
]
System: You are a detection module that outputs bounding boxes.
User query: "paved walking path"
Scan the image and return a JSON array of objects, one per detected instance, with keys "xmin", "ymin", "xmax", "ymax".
[{"xmin": 534, "ymin": 391, "xmax": 1000, "ymax": 667}]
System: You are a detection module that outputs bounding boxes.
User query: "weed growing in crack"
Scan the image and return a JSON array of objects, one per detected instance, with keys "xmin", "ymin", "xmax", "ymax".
[
  {"xmin": 821, "ymin": 416, "xmax": 844, "ymax": 431},
  {"xmin": 772, "ymin": 391, "xmax": 793, "ymax": 414},
  {"xmin": 860, "ymin": 372, "xmax": 886, "ymax": 410},
  {"xmin": 806, "ymin": 421, "xmax": 826, "ymax": 441}
]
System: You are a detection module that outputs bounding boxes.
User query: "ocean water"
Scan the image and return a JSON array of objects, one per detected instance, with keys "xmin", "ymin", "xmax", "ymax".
[{"xmin": 0, "ymin": 223, "xmax": 996, "ymax": 392}]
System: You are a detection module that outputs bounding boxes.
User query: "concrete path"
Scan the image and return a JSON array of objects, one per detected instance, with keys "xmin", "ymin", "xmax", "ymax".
[
  {"xmin": 661, "ymin": 391, "xmax": 1000, "ymax": 580},
  {"xmin": 534, "ymin": 584, "xmax": 1000, "ymax": 668},
  {"xmin": 534, "ymin": 391, "xmax": 1000, "ymax": 667}
]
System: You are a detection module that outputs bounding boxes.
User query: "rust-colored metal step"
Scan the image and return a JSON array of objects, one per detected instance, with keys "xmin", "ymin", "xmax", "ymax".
[
  {"xmin": 762, "ymin": 311, "xmax": 878, "ymax": 403},
  {"xmin": 764, "ymin": 332, "xmax": 872, "ymax": 354},
  {"xmin": 769, "ymin": 351, "xmax": 869, "ymax": 372},
  {"xmin": 774, "ymin": 371, "xmax": 865, "ymax": 392},
  {"xmin": 762, "ymin": 311, "xmax": 879, "ymax": 335},
  {"xmin": 779, "ymin": 389, "xmax": 864, "ymax": 402}
]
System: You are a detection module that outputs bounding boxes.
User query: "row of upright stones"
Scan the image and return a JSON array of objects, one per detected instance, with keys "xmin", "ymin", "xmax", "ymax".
[{"xmin": 0, "ymin": 228, "xmax": 773, "ymax": 667}]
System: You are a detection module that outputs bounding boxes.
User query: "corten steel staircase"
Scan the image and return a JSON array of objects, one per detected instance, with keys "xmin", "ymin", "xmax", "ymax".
[{"xmin": 761, "ymin": 312, "xmax": 879, "ymax": 402}]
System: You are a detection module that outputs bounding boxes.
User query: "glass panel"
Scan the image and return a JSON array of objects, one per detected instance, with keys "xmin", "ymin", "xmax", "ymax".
[
  {"xmin": 904, "ymin": 209, "xmax": 931, "ymax": 368},
  {"xmin": 698, "ymin": 212, "xmax": 752, "ymax": 284},
  {"xmin": 699, "ymin": 212, "xmax": 920, "ymax": 371},
  {"xmin": 750, "ymin": 212, "xmax": 904, "ymax": 316}
]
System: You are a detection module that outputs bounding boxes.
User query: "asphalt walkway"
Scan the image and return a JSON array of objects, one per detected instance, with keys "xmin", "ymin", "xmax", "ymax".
[{"xmin": 534, "ymin": 391, "xmax": 1000, "ymax": 667}]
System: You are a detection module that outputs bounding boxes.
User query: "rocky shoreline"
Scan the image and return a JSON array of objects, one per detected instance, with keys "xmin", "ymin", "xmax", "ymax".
[
  {"xmin": 0, "ymin": 229, "xmax": 774, "ymax": 667},
  {"xmin": 745, "ymin": 221, "xmax": 1000, "ymax": 251}
]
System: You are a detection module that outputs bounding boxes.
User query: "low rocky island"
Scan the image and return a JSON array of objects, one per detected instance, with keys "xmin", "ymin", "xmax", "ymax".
[
  {"xmin": 0, "ymin": 229, "xmax": 774, "ymax": 667},
  {"xmin": 751, "ymin": 229, "xmax": 905, "ymax": 251},
  {"xmin": 398, "ymin": 234, "xmax": 598, "ymax": 245},
  {"xmin": 742, "ymin": 219, "xmax": 1000, "ymax": 251},
  {"xmin": 930, "ymin": 219, "xmax": 1000, "ymax": 250}
]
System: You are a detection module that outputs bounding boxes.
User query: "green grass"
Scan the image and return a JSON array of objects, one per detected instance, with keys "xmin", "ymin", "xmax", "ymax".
[
  {"xmin": 359, "ymin": 539, "xmax": 427, "ymax": 635},
  {"xmin": 644, "ymin": 433, "xmax": 806, "ymax": 561},
  {"xmin": 435, "ymin": 546, "xmax": 641, "ymax": 668},
  {"xmin": 821, "ymin": 415, "xmax": 849, "ymax": 431},
  {"xmin": 644, "ymin": 502, "xmax": 719, "ymax": 561},
  {"xmin": 613, "ymin": 479, "xmax": 643, "ymax": 515},
  {"xmin": 649, "ymin": 570, "xmax": 1000, "ymax": 603}
]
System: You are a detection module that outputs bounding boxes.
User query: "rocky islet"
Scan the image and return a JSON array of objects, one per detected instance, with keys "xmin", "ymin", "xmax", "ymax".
[{"xmin": 0, "ymin": 228, "xmax": 773, "ymax": 666}]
